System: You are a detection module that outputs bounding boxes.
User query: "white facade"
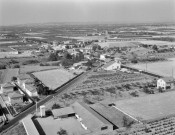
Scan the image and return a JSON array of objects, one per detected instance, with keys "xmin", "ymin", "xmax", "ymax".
[
  {"xmin": 157, "ymin": 79, "xmax": 166, "ymax": 90},
  {"xmin": 103, "ymin": 61, "xmax": 121, "ymax": 70},
  {"xmin": 100, "ymin": 54, "xmax": 106, "ymax": 61},
  {"xmin": 40, "ymin": 105, "xmax": 46, "ymax": 117},
  {"xmin": 106, "ymin": 62, "xmax": 121, "ymax": 70},
  {"xmin": 22, "ymin": 83, "xmax": 38, "ymax": 97}
]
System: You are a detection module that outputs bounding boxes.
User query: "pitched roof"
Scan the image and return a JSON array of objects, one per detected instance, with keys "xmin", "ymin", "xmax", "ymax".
[
  {"xmin": 91, "ymin": 103, "xmax": 128, "ymax": 128},
  {"xmin": 161, "ymin": 77, "xmax": 174, "ymax": 83},
  {"xmin": 2, "ymin": 82, "xmax": 14, "ymax": 88},
  {"xmin": 22, "ymin": 115, "xmax": 40, "ymax": 135},
  {"xmin": 71, "ymin": 102, "xmax": 112, "ymax": 131},
  {"xmin": 8, "ymin": 91, "xmax": 23, "ymax": 99},
  {"xmin": 102, "ymin": 61, "xmax": 116, "ymax": 69},
  {"xmin": 18, "ymin": 73, "xmax": 31, "ymax": 80},
  {"xmin": 51, "ymin": 107, "xmax": 75, "ymax": 118},
  {"xmin": 25, "ymin": 84, "xmax": 37, "ymax": 92}
]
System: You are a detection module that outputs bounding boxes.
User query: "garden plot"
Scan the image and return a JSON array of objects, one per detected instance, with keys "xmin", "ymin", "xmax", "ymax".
[
  {"xmin": 33, "ymin": 69, "xmax": 75, "ymax": 90},
  {"xmin": 73, "ymin": 70, "xmax": 151, "ymax": 91}
]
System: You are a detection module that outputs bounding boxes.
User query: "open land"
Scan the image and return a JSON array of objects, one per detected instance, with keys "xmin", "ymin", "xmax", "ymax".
[
  {"xmin": 131, "ymin": 57, "xmax": 175, "ymax": 77},
  {"xmin": 115, "ymin": 91, "xmax": 175, "ymax": 122}
]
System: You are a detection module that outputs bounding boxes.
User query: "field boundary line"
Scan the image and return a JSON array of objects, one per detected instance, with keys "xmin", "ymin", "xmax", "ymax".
[{"xmin": 112, "ymin": 106, "xmax": 143, "ymax": 123}]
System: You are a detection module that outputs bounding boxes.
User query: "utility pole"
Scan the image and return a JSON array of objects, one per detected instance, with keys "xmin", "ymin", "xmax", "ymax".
[{"xmin": 36, "ymin": 101, "xmax": 37, "ymax": 115}]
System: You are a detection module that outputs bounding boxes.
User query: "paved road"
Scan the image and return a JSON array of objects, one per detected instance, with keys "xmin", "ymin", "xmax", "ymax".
[{"xmin": 0, "ymin": 69, "xmax": 91, "ymax": 133}]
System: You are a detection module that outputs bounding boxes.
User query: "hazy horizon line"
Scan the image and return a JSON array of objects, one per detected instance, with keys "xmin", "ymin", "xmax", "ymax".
[{"xmin": 1, "ymin": 21, "xmax": 175, "ymax": 27}]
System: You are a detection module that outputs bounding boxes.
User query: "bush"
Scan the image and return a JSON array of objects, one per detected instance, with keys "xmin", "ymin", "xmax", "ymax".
[
  {"xmin": 130, "ymin": 91, "xmax": 139, "ymax": 97},
  {"xmin": 57, "ymin": 128, "xmax": 68, "ymax": 135},
  {"xmin": 0, "ymin": 64, "xmax": 6, "ymax": 69},
  {"xmin": 40, "ymin": 63, "xmax": 50, "ymax": 66},
  {"xmin": 13, "ymin": 64, "xmax": 20, "ymax": 68},
  {"xmin": 52, "ymin": 103, "xmax": 61, "ymax": 109},
  {"xmin": 22, "ymin": 60, "xmax": 39, "ymax": 65}
]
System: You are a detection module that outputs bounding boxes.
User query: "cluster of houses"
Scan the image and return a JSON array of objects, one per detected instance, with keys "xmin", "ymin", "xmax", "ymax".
[{"xmin": 0, "ymin": 69, "xmax": 37, "ymax": 106}]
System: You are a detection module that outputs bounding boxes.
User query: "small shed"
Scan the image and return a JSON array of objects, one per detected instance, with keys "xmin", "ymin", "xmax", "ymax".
[{"xmin": 51, "ymin": 107, "xmax": 75, "ymax": 119}]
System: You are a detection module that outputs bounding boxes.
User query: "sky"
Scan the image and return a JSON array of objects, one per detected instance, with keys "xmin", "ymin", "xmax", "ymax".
[{"xmin": 0, "ymin": 0, "xmax": 175, "ymax": 26}]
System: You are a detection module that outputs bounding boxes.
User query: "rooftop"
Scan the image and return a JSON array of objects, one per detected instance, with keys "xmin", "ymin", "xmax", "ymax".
[
  {"xmin": 36, "ymin": 116, "xmax": 90, "ymax": 135},
  {"xmin": 25, "ymin": 84, "xmax": 37, "ymax": 92},
  {"xmin": 51, "ymin": 107, "xmax": 75, "ymax": 118},
  {"xmin": 71, "ymin": 102, "xmax": 112, "ymax": 131},
  {"xmin": 91, "ymin": 103, "xmax": 129, "ymax": 128},
  {"xmin": 2, "ymin": 82, "xmax": 14, "ymax": 88},
  {"xmin": 22, "ymin": 115, "xmax": 40, "ymax": 135},
  {"xmin": 102, "ymin": 61, "xmax": 116, "ymax": 69},
  {"xmin": 160, "ymin": 77, "xmax": 174, "ymax": 83},
  {"xmin": 8, "ymin": 91, "xmax": 23, "ymax": 99}
]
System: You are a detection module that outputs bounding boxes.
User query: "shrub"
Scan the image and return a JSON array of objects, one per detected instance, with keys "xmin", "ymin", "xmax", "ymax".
[
  {"xmin": 22, "ymin": 60, "xmax": 39, "ymax": 65},
  {"xmin": 130, "ymin": 91, "xmax": 139, "ymax": 97},
  {"xmin": 57, "ymin": 128, "xmax": 68, "ymax": 135},
  {"xmin": 13, "ymin": 64, "xmax": 20, "ymax": 68},
  {"xmin": 0, "ymin": 64, "xmax": 6, "ymax": 69},
  {"xmin": 52, "ymin": 103, "xmax": 61, "ymax": 109}
]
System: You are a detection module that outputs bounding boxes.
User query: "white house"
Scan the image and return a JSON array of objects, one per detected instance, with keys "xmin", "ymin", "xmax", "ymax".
[
  {"xmin": 157, "ymin": 77, "xmax": 174, "ymax": 90},
  {"xmin": 101, "ymin": 61, "xmax": 121, "ymax": 70},
  {"xmin": 22, "ymin": 82, "xmax": 38, "ymax": 97}
]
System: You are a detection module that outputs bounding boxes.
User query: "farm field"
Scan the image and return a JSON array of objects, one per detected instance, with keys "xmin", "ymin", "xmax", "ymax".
[
  {"xmin": 56, "ymin": 35, "xmax": 105, "ymax": 41},
  {"xmin": 45, "ymin": 70, "xmax": 154, "ymax": 110},
  {"xmin": 19, "ymin": 65, "xmax": 59, "ymax": 74},
  {"xmin": 118, "ymin": 116, "xmax": 175, "ymax": 135},
  {"xmin": 139, "ymin": 40, "xmax": 175, "ymax": 46},
  {"xmin": 114, "ymin": 91, "xmax": 175, "ymax": 122},
  {"xmin": 0, "ymin": 41, "xmax": 18, "ymax": 44},
  {"xmin": 131, "ymin": 57, "xmax": 175, "ymax": 77},
  {"xmin": 33, "ymin": 69, "xmax": 75, "ymax": 90},
  {"xmin": 98, "ymin": 41, "xmax": 139, "ymax": 48}
]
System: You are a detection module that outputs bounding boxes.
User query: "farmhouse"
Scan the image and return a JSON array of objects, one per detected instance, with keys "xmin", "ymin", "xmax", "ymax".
[
  {"xmin": 101, "ymin": 61, "xmax": 121, "ymax": 70},
  {"xmin": 157, "ymin": 77, "xmax": 174, "ymax": 90}
]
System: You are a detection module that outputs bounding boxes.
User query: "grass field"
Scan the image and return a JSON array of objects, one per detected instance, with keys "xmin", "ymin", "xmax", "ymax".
[
  {"xmin": 98, "ymin": 41, "xmax": 138, "ymax": 48},
  {"xmin": 115, "ymin": 91, "xmax": 175, "ymax": 122},
  {"xmin": 139, "ymin": 40, "xmax": 175, "ymax": 46},
  {"xmin": 131, "ymin": 57, "xmax": 175, "ymax": 77},
  {"xmin": 33, "ymin": 69, "xmax": 75, "ymax": 90}
]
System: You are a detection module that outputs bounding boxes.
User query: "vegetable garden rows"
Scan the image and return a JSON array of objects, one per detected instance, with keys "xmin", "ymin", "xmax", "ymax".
[{"xmin": 118, "ymin": 117, "xmax": 175, "ymax": 135}]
